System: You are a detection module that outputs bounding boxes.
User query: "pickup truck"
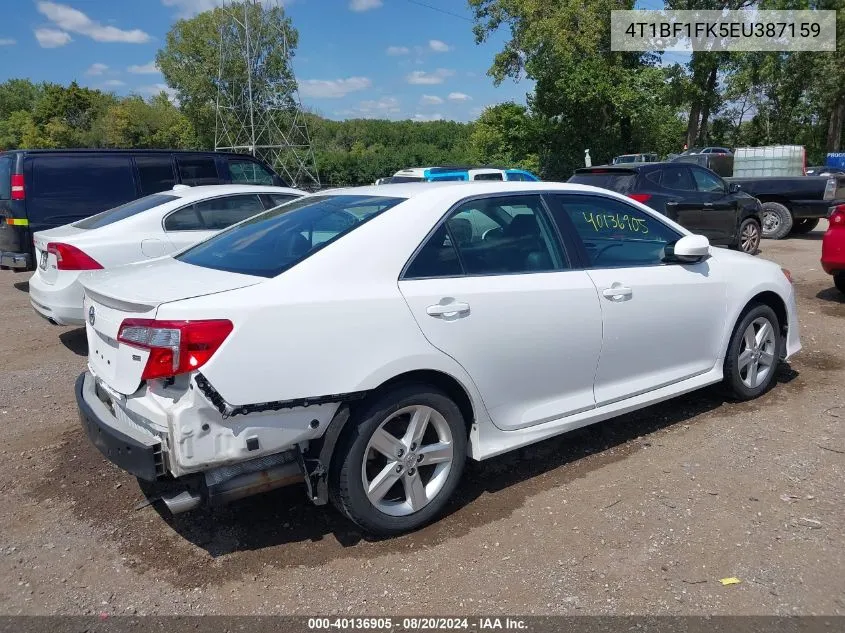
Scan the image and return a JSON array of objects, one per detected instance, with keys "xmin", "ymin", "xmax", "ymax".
[{"xmin": 725, "ymin": 174, "xmax": 845, "ymax": 239}]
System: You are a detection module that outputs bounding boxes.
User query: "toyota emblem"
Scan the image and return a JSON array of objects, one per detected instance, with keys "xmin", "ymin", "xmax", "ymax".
[{"xmin": 88, "ymin": 306, "xmax": 95, "ymax": 326}]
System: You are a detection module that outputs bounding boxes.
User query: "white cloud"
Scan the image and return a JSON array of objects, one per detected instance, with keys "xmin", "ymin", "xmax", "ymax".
[
  {"xmin": 340, "ymin": 96, "xmax": 401, "ymax": 118},
  {"xmin": 299, "ymin": 76, "xmax": 372, "ymax": 99},
  {"xmin": 448, "ymin": 92, "xmax": 472, "ymax": 101},
  {"xmin": 34, "ymin": 28, "xmax": 72, "ymax": 48},
  {"xmin": 386, "ymin": 46, "xmax": 409, "ymax": 56},
  {"xmin": 37, "ymin": 1, "xmax": 151, "ymax": 43},
  {"xmin": 101, "ymin": 79, "xmax": 126, "ymax": 87},
  {"xmin": 406, "ymin": 69, "xmax": 455, "ymax": 85},
  {"xmin": 128, "ymin": 61, "xmax": 159, "ymax": 74},
  {"xmin": 85, "ymin": 63, "xmax": 108, "ymax": 76},
  {"xmin": 412, "ymin": 113, "xmax": 444, "ymax": 122},
  {"xmin": 420, "ymin": 95, "xmax": 443, "ymax": 105},
  {"xmin": 0, "ymin": 38, "xmax": 16, "ymax": 46},
  {"xmin": 428, "ymin": 39, "xmax": 451, "ymax": 53},
  {"xmin": 349, "ymin": 0, "xmax": 382, "ymax": 11}
]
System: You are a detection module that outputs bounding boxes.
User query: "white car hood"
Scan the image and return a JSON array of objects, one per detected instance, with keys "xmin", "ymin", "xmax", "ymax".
[{"xmin": 79, "ymin": 256, "xmax": 262, "ymax": 308}]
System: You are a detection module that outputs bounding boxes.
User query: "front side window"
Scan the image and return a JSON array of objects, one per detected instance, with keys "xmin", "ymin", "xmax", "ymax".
[
  {"xmin": 228, "ymin": 159, "xmax": 274, "ymax": 185},
  {"xmin": 404, "ymin": 195, "xmax": 565, "ymax": 278},
  {"xmin": 194, "ymin": 194, "xmax": 265, "ymax": 230},
  {"xmin": 177, "ymin": 195, "xmax": 404, "ymax": 278},
  {"xmin": 691, "ymin": 167, "xmax": 725, "ymax": 193},
  {"xmin": 550, "ymin": 194, "xmax": 681, "ymax": 268},
  {"xmin": 74, "ymin": 193, "xmax": 179, "ymax": 230}
]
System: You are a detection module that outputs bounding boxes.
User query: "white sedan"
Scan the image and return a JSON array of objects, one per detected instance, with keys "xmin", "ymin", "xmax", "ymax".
[
  {"xmin": 29, "ymin": 184, "xmax": 304, "ymax": 325},
  {"xmin": 75, "ymin": 182, "xmax": 801, "ymax": 535}
]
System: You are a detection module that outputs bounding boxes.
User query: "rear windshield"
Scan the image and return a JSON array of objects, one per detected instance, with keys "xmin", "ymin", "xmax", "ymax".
[
  {"xmin": 568, "ymin": 171, "xmax": 637, "ymax": 193},
  {"xmin": 176, "ymin": 194, "xmax": 404, "ymax": 278},
  {"xmin": 73, "ymin": 193, "xmax": 179, "ymax": 229},
  {"xmin": 0, "ymin": 155, "xmax": 10, "ymax": 200},
  {"xmin": 391, "ymin": 176, "xmax": 425, "ymax": 183}
]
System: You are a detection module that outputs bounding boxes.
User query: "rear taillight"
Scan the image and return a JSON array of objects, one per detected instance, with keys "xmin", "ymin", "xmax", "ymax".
[
  {"xmin": 829, "ymin": 204, "xmax": 845, "ymax": 227},
  {"xmin": 10, "ymin": 174, "xmax": 24, "ymax": 200},
  {"xmin": 627, "ymin": 193, "xmax": 652, "ymax": 203},
  {"xmin": 823, "ymin": 177, "xmax": 836, "ymax": 201},
  {"xmin": 117, "ymin": 319, "xmax": 234, "ymax": 380},
  {"xmin": 47, "ymin": 243, "xmax": 103, "ymax": 271}
]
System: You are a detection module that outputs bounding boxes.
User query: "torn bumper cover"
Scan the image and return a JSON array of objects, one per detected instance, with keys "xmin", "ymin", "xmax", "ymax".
[{"xmin": 75, "ymin": 372, "xmax": 164, "ymax": 481}]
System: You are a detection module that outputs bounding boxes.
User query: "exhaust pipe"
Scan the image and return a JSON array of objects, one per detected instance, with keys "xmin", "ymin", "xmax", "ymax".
[{"xmin": 160, "ymin": 461, "xmax": 303, "ymax": 515}]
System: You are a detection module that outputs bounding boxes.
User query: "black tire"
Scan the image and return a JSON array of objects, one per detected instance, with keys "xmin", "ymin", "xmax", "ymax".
[
  {"xmin": 723, "ymin": 303, "xmax": 783, "ymax": 401},
  {"xmin": 790, "ymin": 218, "xmax": 820, "ymax": 234},
  {"xmin": 732, "ymin": 218, "xmax": 761, "ymax": 254},
  {"xmin": 329, "ymin": 383, "xmax": 467, "ymax": 536},
  {"xmin": 760, "ymin": 202, "xmax": 793, "ymax": 240},
  {"xmin": 835, "ymin": 271, "xmax": 845, "ymax": 295}
]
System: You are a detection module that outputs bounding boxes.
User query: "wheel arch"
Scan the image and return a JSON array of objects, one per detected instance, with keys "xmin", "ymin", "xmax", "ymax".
[{"xmin": 737, "ymin": 290, "xmax": 789, "ymax": 358}]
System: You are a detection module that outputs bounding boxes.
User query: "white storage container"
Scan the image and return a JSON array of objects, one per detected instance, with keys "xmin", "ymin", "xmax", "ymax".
[{"xmin": 732, "ymin": 145, "xmax": 805, "ymax": 177}]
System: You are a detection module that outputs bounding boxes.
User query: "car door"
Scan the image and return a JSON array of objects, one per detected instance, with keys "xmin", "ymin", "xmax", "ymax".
[
  {"xmin": 690, "ymin": 166, "xmax": 737, "ymax": 243},
  {"xmin": 547, "ymin": 193, "xmax": 728, "ymax": 407},
  {"xmin": 398, "ymin": 194, "xmax": 603, "ymax": 431},
  {"xmin": 652, "ymin": 164, "xmax": 703, "ymax": 230}
]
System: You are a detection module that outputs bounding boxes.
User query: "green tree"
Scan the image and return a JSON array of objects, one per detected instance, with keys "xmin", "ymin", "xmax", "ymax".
[
  {"xmin": 469, "ymin": 102, "xmax": 540, "ymax": 173},
  {"xmin": 156, "ymin": 1, "xmax": 298, "ymax": 148}
]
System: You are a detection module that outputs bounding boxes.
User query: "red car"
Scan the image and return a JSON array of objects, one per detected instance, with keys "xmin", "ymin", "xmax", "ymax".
[{"xmin": 821, "ymin": 203, "xmax": 845, "ymax": 294}]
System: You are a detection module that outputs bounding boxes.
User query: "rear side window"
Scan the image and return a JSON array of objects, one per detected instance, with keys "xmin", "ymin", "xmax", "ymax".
[
  {"xmin": 568, "ymin": 171, "xmax": 637, "ymax": 193},
  {"xmin": 136, "ymin": 155, "xmax": 176, "ymax": 194},
  {"xmin": 176, "ymin": 156, "xmax": 220, "ymax": 186},
  {"xmin": 473, "ymin": 173, "xmax": 504, "ymax": 181},
  {"xmin": 660, "ymin": 165, "xmax": 696, "ymax": 191},
  {"xmin": 164, "ymin": 206, "xmax": 204, "ymax": 231},
  {"xmin": 0, "ymin": 155, "xmax": 10, "ymax": 200},
  {"xmin": 228, "ymin": 159, "xmax": 274, "ymax": 185},
  {"xmin": 31, "ymin": 156, "xmax": 135, "ymax": 201},
  {"xmin": 74, "ymin": 193, "xmax": 179, "ymax": 229},
  {"xmin": 193, "ymin": 194, "xmax": 264, "ymax": 230},
  {"xmin": 176, "ymin": 195, "xmax": 404, "ymax": 278}
]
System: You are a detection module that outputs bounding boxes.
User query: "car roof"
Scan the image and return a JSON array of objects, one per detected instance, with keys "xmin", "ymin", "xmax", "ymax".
[
  {"xmin": 315, "ymin": 181, "xmax": 634, "ymax": 201},
  {"xmin": 165, "ymin": 184, "xmax": 304, "ymax": 201},
  {"xmin": 0, "ymin": 149, "xmax": 271, "ymax": 158}
]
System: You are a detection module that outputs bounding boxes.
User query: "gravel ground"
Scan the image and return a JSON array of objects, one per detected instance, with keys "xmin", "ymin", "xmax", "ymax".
[{"xmin": 0, "ymin": 225, "xmax": 843, "ymax": 616}]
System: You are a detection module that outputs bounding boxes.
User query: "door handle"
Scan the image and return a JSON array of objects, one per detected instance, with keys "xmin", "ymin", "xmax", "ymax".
[
  {"xmin": 426, "ymin": 301, "xmax": 470, "ymax": 317},
  {"xmin": 602, "ymin": 285, "xmax": 633, "ymax": 301},
  {"xmin": 703, "ymin": 203, "xmax": 713, "ymax": 208}
]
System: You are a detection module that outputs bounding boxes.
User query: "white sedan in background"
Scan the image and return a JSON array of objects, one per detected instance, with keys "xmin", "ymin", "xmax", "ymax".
[
  {"xmin": 29, "ymin": 184, "xmax": 304, "ymax": 325},
  {"xmin": 75, "ymin": 182, "xmax": 800, "ymax": 535}
]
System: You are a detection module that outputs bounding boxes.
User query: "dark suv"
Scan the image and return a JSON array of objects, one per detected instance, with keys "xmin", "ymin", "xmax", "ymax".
[
  {"xmin": 0, "ymin": 149, "xmax": 285, "ymax": 271},
  {"xmin": 569, "ymin": 162, "xmax": 763, "ymax": 254}
]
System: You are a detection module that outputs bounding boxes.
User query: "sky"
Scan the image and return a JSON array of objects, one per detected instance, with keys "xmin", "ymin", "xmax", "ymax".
[{"xmin": 0, "ymin": 0, "xmax": 543, "ymax": 123}]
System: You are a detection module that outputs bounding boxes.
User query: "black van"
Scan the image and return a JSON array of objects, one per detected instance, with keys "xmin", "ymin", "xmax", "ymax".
[{"xmin": 0, "ymin": 149, "xmax": 285, "ymax": 271}]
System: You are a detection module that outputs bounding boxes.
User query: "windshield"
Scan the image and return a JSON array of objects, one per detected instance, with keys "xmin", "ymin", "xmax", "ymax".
[
  {"xmin": 680, "ymin": 148, "xmax": 705, "ymax": 155},
  {"xmin": 176, "ymin": 194, "xmax": 404, "ymax": 278},
  {"xmin": 73, "ymin": 193, "xmax": 179, "ymax": 229}
]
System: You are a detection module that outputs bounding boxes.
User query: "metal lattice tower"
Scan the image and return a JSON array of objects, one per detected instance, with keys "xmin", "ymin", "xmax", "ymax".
[{"xmin": 214, "ymin": 0, "xmax": 320, "ymax": 189}]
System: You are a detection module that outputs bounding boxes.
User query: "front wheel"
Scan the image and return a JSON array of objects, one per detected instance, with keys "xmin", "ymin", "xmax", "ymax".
[
  {"xmin": 760, "ymin": 202, "xmax": 793, "ymax": 240},
  {"xmin": 734, "ymin": 218, "xmax": 761, "ymax": 254},
  {"xmin": 723, "ymin": 303, "xmax": 783, "ymax": 401},
  {"xmin": 834, "ymin": 271, "xmax": 845, "ymax": 295},
  {"xmin": 330, "ymin": 384, "xmax": 467, "ymax": 535}
]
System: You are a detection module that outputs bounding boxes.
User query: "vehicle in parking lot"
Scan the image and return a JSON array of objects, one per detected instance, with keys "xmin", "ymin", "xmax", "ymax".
[
  {"xmin": 611, "ymin": 153, "xmax": 658, "ymax": 164},
  {"xmin": 679, "ymin": 147, "xmax": 733, "ymax": 155},
  {"xmin": 75, "ymin": 182, "xmax": 800, "ymax": 535},
  {"xmin": 390, "ymin": 166, "xmax": 540, "ymax": 183},
  {"xmin": 821, "ymin": 203, "xmax": 845, "ymax": 294},
  {"xmin": 568, "ymin": 163, "xmax": 763, "ymax": 254},
  {"xmin": 29, "ymin": 185, "xmax": 303, "ymax": 326},
  {"xmin": 0, "ymin": 149, "xmax": 285, "ymax": 272},
  {"xmin": 807, "ymin": 166, "xmax": 845, "ymax": 177}
]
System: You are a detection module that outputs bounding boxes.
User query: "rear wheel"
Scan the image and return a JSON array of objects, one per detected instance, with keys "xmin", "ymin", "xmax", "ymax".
[
  {"xmin": 723, "ymin": 303, "xmax": 782, "ymax": 401},
  {"xmin": 760, "ymin": 202, "xmax": 793, "ymax": 240},
  {"xmin": 734, "ymin": 218, "xmax": 761, "ymax": 254},
  {"xmin": 330, "ymin": 384, "xmax": 467, "ymax": 535},
  {"xmin": 791, "ymin": 218, "xmax": 820, "ymax": 234},
  {"xmin": 835, "ymin": 271, "xmax": 845, "ymax": 295}
]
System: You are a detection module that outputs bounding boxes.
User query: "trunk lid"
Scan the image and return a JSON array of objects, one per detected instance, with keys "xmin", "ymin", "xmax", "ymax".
[
  {"xmin": 82, "ymin": 257, "xmax": 261, "ymax": 395},
  {"xmin": 33, "ymin": 224, "xmax": 89, "ymax": 285}
]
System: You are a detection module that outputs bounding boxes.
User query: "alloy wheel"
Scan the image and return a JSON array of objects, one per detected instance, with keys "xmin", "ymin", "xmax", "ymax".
[
  {"xmin": 738, "ymin": 316, "xmax": 777, "ymax": 389},
  {"xmin": 361, "ymin": 405, "xmax": 454, "ymax": 517},
  {"xmin": 740, "ymin": 222, "xmax": 760, "ymax": 253}
]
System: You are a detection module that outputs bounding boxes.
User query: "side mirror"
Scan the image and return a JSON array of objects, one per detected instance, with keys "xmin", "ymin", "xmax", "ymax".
[
  {"xmin": 668, "ymin": 234, "xmax": 710, "ymax": 263},
  {"xmin": 728, "ymin": 182, "xmax": 741, "ymax": 193}
]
